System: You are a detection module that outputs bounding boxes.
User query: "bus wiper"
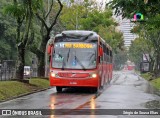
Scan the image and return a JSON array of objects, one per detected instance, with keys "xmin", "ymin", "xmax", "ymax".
[
  {"xmin": 61, "ymin": 58, "xmax": 65, "ymax": 70},
  {"xmin": 74, "ymin": 55, "xmax": 86, "ymax": 71},
  {"xmin": 62, "ymin": 48, "xmax": 70, "ymax": 70},
  {"xmin": 88, "ymin": 51, "xmax": 96, "ymax": 65},
  {"xmin": 67, "ymin": 48, "xmax": 70, "ymax": 62},
  {"xmin": 81, "ymin": 33, "xmax": 93, "ymax": 41}
]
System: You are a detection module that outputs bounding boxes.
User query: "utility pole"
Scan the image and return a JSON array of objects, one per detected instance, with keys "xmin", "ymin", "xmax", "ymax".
[{"xmin": 76, "ymin": 10, "xmax": 78, "ymax": 30}]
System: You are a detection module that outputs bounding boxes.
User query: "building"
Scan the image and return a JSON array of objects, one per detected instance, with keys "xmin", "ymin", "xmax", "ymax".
[
  {"xmin": 120, "ymin": 19, "xmax": 137, "ymax": 48},
  {"xmin": 107, "ymin": 0, "xmax": 137, "ymax": 49}
]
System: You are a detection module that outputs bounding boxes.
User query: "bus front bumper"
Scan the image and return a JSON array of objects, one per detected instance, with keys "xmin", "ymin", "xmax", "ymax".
[{"xmin": 50, "ymin": 78, "xmax": 99, "ymax": 87}]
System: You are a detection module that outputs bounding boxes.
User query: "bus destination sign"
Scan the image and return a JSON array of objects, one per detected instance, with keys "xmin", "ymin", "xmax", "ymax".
[{"xmin": 55, "ymin": 43, "xmax": 94, "ymax": 48}]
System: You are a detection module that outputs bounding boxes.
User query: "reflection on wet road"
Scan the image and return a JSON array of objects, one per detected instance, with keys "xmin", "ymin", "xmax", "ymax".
[{"xmin": 0, "ymin": 71, "xmax": 160, "ymax": 118}]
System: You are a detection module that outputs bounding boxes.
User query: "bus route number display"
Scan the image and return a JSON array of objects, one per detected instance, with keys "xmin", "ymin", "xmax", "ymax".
[{"xmin": 64, "ymin": 43, "xmax": 93, "ymax": 48}]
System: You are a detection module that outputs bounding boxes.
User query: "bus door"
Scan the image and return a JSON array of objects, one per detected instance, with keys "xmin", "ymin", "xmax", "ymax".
[{"xmin": 99, "ymin": 44, "xmax": 103, "ymax": 87}]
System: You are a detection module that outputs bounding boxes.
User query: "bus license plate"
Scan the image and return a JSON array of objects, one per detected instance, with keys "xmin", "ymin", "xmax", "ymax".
[{"xmin": 70, "ymin": 82, "xmax": 77, "ymax": 85}]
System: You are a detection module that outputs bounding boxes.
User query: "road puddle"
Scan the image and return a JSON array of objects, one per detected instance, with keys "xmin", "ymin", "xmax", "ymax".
[{"xmin": 75, "ymin": 97, "xmax": 101, "ymax": 109}]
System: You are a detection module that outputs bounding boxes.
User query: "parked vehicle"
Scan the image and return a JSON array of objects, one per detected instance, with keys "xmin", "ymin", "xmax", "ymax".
[{"xmin": 24, "ymin": 66, "xmax": 32, "ymax": 78}]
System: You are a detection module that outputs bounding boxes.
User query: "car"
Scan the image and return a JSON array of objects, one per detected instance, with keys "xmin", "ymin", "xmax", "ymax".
[{"xmin": 24, "ymin": 66, "xmax": 32, "ymax": 78}]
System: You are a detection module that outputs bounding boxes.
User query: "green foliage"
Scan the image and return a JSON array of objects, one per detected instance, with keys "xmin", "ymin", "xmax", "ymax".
[
  {"xmin": 141, "ymin": 73, "xmax": 152, "ymax": 81},
  {"xmin": 108, "ymin": 0, "xmax": 160, "ymax": 18},
  {"xmin": 80, "ymin": 9, "xmax": 116, "ymax": 31},
  {"xmin": 141, "ymin": 73, "xmax": 160, "ymax": 90},
  {"xmin": 129, "ymin": 37, "xmax": 152, "ymax": 69},
  {"xmin": 98, "ymin": 25, "xmax": 123, "ymax": 52},
  {"xmin": 60, "ymin": 4, "xmax": 85, "ymax": 30},
  {"xmin": 3, "ymin": 4, "xmax": 26, "ymax": 19},
  {"xmin": 60, "ymin": 2, "xmax": 124, "ymax": 52},
  {"xmin": 151, "ymin": 77, "xmax": 160, "ymax": 90},
  {"xmin": 114, "ymin": 49, "xmax": 128, "ymax": 70},
  {"xmin": 0, "ymin": 0, "xmax": 17, "ymax": 60},
  {"xmin": 0, "ymin": 40, "xmax": 11, "ymax": 59},
  {"xmin": 110, "ymin": 0, "xmax": 160, "ymax": 76},
  {"xmin": 31, "ymin": 0, "xmax": 43, "ymax": 12},
  {"xmin": 145, "ymin": 14, "xmax": 160, "ymax": 30}
]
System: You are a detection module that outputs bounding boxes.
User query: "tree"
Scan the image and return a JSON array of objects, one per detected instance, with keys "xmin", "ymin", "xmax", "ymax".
[
  {"xmin": 108, "ymin": 0, "xmax": 160, "ymax": 18},
  {"xmin": 60, "ymin": 0, "xmax": 96, "ymax": 30},
  {"xmin": 4, "ymin": 0, "xmax": 34, "ymax": 80},
  {"xmin": 131, "ymin": 16, "xmax": 160, "ymax": 76},
  {"xmin": 109, "ymin": 0, "xmax": 160, "ymax": 77},
  {"xmin": 60, "ymin": 1, "xmax": 124, "ymax": 51},
  {"xmin": 128, "ymin": 37, "xmax": 152, "ymax": 70},
  {"xmin": 98, "ymin": 25, "xmax": 124, "ymax": 52},
  {"xmin": 114, "ymin": 49, "xmax": 127, "ymax": 70},
  {"xmin": 0, "ymin": 0, "xmax": 17, "ymax": 61},
  {"xmin": 30, "ymin": 0, "xmax": 63, "ymax": 77}
]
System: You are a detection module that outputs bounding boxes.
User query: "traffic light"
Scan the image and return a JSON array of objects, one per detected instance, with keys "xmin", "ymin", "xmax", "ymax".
[{"xmin": 133, "ymin": 13, "xmax": 144, "ymax": 21}]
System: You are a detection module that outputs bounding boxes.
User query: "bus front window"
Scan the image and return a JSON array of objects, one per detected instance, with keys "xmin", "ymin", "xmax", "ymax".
[{"xmin": 52, "ymin": 42, "xmax": 97, "ymax": 69}]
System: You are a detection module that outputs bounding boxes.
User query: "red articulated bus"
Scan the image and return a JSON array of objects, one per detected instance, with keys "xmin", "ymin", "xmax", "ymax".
[{"xmin": 47, "ymin": 30, "xmax": 113, "ymax": 92}]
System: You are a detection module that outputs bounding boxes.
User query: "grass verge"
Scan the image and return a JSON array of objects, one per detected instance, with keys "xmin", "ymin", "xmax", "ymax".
[
  {"xmin": 0, "ymin": 78, "xmax": 49, "ymax": 101},
  {"xmin": 29, "ymin": 78, "xmax": 50, "ymax": 88},
  {"xmin": 151, "ymin": 78, "xmax": 160, "ymax": 90},
  {"xmin": 141, "ymin": 73, "xmax": 153, "ymax": 81},
  {"xmin": 141, "ymin": 73, "xmax": 160, "ymax": 90}
]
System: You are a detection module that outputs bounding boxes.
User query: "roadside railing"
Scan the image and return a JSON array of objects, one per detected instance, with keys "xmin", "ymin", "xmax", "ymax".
[
  {"xmin": 0, "ymin": 68, "xmax": 39, "ymax": 81},
  {"xmin": 0, "ymin": 68, "xmax": 16, "ymax": 81}
]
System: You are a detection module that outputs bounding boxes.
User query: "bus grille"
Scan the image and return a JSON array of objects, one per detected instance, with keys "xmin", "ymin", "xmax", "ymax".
[{"xmin": 57, "ymin": 73, "xmax": 90, "ymax": 78}]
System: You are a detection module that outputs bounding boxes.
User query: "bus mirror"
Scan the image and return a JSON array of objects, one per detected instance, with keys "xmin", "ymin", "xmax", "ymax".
[
  {"xmin": 99, "ymin": 47, "xmax": 103, "ymax": 56},
  {"xmin": 47, "ymin": 45, "xmax": 53, "ymax": 55}
]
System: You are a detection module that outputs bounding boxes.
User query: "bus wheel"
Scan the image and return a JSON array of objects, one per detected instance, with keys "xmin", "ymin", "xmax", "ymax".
[
  {"xmin": 56, "ymin": 87, "xmax": 62, "ymax": 92},
  {"xmin": 90, "ymin": 87, "xmax": 99, "ymax": 93}
]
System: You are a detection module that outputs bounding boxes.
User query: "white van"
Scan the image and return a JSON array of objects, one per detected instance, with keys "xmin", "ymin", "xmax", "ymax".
[{"xmin": 24, "ymin": 66, "xmax": 32, "ymax": 78}]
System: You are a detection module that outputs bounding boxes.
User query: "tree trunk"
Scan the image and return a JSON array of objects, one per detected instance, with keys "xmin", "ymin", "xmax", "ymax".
[
  {"xmin": 153, "ymin": 51, "xmax": 160, "ymax": 77},
  {"xmin": 33, "ymin": 0, "xmax": 63, "ymax": 77},
  {"xmin": 37, "ymin": 34, "xmax": 50, "ymax": 77},
  {"xmin": 37, "ymin": 52, "xmax": 45, "ymax": 77},
  {"xmin": 16, "ymin": 45, "xmax": 25, "ymax": 80},
  {"xmin": 156, "ymin": 53, "xmax": 160, "ymax": 77}
]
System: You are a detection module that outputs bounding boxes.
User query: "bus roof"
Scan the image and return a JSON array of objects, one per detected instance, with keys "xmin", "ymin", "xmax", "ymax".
[
  {"xmin": 55, "ymin": 30, "xmax": 99, "ymax": 38},
  {"xmin": 54, "ymin": 30, "xmax": 112, "ymax": 50}
]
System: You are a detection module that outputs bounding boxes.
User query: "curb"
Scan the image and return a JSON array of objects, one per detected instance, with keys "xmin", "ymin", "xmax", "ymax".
[{"xmin": 0, "ymin": 87, "xmax": 52, "ymax": 103}]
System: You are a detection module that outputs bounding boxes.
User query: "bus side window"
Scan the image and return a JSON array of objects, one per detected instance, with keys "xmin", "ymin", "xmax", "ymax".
[
  {"xmin": 98, "ymin": 52, "xmax": 103, "ymax": 63},
  {"xmin": 110, "ymin": 51, "xmax": 112, "ymax": 63},
  {"xmin": 48, "ymin": 55, "xmax": 51, "ymax": 62}
]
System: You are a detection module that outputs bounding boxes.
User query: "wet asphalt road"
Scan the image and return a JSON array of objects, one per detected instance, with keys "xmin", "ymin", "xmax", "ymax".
[{"xmin": 0, "ymin": 71, "xmax": 160, "ymax": 118}]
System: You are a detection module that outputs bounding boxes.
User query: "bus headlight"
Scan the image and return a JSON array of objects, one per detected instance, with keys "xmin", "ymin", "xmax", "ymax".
[
  {"xmin": 51, "ymin": 72, "xmax": 58, "ymax": 77},
  {"xmin": 51, "ymin": 73, "xmax": 55, "ymax": 77},
  {"xmin": 91, "ymin": 73, "xmax": 97, "ymax": 78}
]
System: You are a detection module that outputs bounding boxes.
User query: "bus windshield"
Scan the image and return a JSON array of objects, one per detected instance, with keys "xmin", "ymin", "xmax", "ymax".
[{"xmin": 52, "ymin": 42, "xmax": 97, "ymax": 69}]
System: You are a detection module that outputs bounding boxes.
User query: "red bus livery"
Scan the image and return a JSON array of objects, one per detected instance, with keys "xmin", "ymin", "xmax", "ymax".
[{"xmin": 47, "ymin": 30, "xmax": 113, "ymax": 92}]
